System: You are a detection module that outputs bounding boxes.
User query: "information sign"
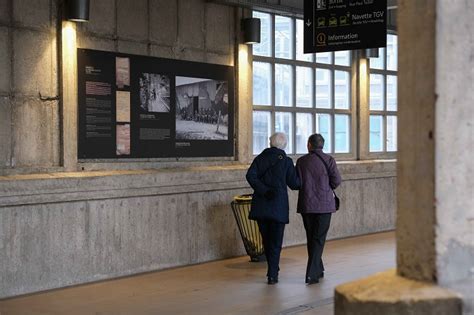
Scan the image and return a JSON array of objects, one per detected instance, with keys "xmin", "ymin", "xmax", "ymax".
[{"xmin": 304, "ymin": 0, "xmax": 387, "ymax": 53}]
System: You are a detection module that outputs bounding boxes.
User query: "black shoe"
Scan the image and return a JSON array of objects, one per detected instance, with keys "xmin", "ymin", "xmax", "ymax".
[
  {"xmin": 319, "ymin": 272, "xmax": 324, "ymax": 278},
  {"xmin": 267, "ymin": 277, "xmax": 278, "ymax": 285},
  {"xmin": 306, "ymin": 277, "xmax": 319, "ymax": 285}
]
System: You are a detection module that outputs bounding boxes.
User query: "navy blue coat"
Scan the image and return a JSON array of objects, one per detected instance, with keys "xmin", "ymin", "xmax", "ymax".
[{"xmin": 246, "ymin": 147, "xmax": 300, "ymax": 224}]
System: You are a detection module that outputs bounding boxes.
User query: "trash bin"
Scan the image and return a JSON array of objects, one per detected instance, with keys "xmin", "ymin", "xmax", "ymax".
[{"xmin": 231, "ymin": 194, "xmax": 265, "ymax": 262}]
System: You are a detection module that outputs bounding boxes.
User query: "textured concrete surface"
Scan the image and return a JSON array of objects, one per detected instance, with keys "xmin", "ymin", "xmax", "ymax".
[
  {"xmin": 0, "ymin": 97, "xmax": 11, "ymax": 167},
  {"xmin": 76, "ymin": 35, "xmax": 115, "ymax": 52},
  {"xmin": 150, "ymin": 0, "xmax": 177, "ymax": 45},
  {"xmin": 435, "ymin": 1, "xmax": 474, "ymax": 314},
  {"xmin": 335, "ymin": 270, "xmax": 462, "ymax": 315},
  {"xmin": 11, "ymin": 98, "xmax": 59, "ymax": 167},
  {"xmin": 205, "ymin": 3, "xmax": 232, "ymax": 54},
  {"xmin": 117, "ymin": 0, "xmax": 148, "ymax": 41},
  {"xmin": 0, "ymin": 0, "xmax": 9, "ymax": 24},
  {"xmin": 12, "ymin": 0, "xmax": 52, "ymax": 30},
  {"xmin": 0, "ymin": 161, "xmax": 395, "ymax": 298},
  {"xmin": 0, "ymin": 27, "xmax": 9, "ymax": 93},
  {"xmin": 13, "ymin": 29, "xmax": 57, "ymax": 97},
  {"xmin": 397, "ymin": 0, "xmax": 437, "ymax": 282},
  {"xmin": 117, "ymin": 40, "xmax": 148, "ymax": 56},
  {"xmin": 178, "ymin": 0, "xmax": 205, "ymax": 49},
  {"xmin": 82, "ymin": 0, "xmax": 115, "ymax": 36}
]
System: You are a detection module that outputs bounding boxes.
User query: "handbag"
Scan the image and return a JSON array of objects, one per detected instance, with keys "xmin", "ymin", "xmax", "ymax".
[{"xmin": 314, "ymin": 153, "xmax": 340, "ymax": 210}]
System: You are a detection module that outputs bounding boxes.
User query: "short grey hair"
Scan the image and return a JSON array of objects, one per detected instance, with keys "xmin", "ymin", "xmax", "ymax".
[{"xmin": 269, "ymin": 132, "xmax": 288, "ymax": 150}]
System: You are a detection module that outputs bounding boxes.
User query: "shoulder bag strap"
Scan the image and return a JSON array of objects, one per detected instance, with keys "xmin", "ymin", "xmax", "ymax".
[{"xmin": 314, "ymin": 153, "xmax": 338, "ymax": 197}]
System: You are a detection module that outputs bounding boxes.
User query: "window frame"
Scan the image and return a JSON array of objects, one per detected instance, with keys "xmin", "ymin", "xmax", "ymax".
[
  {"xmin": 366, "ymin": 31, "xmax": 398, "ymax": 159},
  {"xmin": 251, "ymin": 13, "xmax": 357, "ymax": 160}
]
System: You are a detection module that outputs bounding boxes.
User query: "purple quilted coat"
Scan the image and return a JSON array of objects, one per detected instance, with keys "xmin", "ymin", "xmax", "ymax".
[{"xmin": 296, "ymin": 149, "xmax": 342, "ymax": 214}]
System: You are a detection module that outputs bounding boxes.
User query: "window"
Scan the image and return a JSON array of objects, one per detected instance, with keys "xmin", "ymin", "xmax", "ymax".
[
  {"xmin": 369, "ymin": 34, "xmax": 398, "ymax": 153},
  {"xmin": 252, "ymin": 12, "xmax": 353, "ymax": 156}
]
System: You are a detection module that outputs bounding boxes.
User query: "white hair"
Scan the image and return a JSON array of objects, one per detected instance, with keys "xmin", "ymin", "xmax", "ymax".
[{"xmin": 269, "ymin": 132, "xmax": 288, "ymax": 150}]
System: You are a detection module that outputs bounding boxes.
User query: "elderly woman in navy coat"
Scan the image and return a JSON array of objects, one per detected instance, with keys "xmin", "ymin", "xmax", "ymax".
[{"xmin": 246, "ymin": 132, "xmax": 300, "ymax": 284}]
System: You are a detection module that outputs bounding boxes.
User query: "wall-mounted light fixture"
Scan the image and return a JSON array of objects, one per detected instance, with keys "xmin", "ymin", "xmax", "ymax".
[
  {"xmin": 66, "ymin": 0, "xmax": 90, "ymax": 22},
  {"xmin": 359, "ymin": 48, "xmax": 380, "ymax": 60},
  {"xmin": 365, "ymin": 48, "xmax": 380, "ymax": 58},
  {"xmin": 242, "ymin": 18, "xmax": 261, "ymax": 45}
]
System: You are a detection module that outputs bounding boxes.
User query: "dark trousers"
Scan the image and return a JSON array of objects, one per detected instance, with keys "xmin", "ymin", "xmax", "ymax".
[
  {"xmin": 301, "ymin": 213, "xmax": 332, "ymax": 281},
  {"xmin": 257, "ymin": 220, "xmax": 285, "ymax": 278}
]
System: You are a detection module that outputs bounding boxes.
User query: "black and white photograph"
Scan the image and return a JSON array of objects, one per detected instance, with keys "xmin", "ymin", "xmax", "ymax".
[
  {"xmin": 175, "ymin": 77, "xmax": 229, "ymax": 140},
  {"xmin": 139, "ymin": 73, "xmax": 171, "ymax": 113}
]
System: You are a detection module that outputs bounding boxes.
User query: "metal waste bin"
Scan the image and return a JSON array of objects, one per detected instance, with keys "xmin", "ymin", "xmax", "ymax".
[{"xmin": 231, "ymin": 194, "xmax": 265, "ymax": 262}]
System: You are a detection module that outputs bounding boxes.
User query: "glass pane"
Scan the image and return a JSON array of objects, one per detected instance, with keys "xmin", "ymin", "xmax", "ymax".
[
  {"xmin": 253, "ymin": 62, "xmax": 272, "ymax": 105},
  {"xmin": 316, "ymin": 52, "xmax": 332, "ymax": 64},
  {"xmin": 275, "ymin": 64, "xmax": 293, "ymax": 107},
  {"xmin": 370, "ymin": 115, "xmax": 384, "ymax": 152},
  {"xmin": 296, "ymin": 19, "xmax": 313, "ymax": 62},
  {"xmin": 296, "ymin": 66, "xmax": 313, "ymax": 108},
  {"xmin": 387, "ymin": 34, "xmax": 398, "ymax": 71},
  {"xmin": 335, "ymin": 51, "xmax": 350, "ymax": 66},
  {"xmin": 387, "ymin": 75, "xmax": 397, "ymax": 111},
  {"xmin": 370, "ymin": 74, "xmax": 384, "ymax": 110},
  {"xmin": 275, "ymin": 112, "xmax": 293, "ymax": 153},
  {"xmin": 335, "ymin": 114, "xmax": 350, "ymax": 153},
  {"xmin": 275, "ymin": 15, "xmax": 293, "ymax": 59},
  {"xmin": 316, "ymin": 113, "xmax": 332, "ymax": 153},
  {"xmin": 296, "ymin": 113, "xmax": 313, "ymax": 154},
  {"xmin": 316, "ymin": 69, "xmax": 331, "ymax": 109},
  {"xmin": 387, "ymin": 115, "xmax": 397, "ymax": 152},
  {"xmin": 334, "ymin": 70, "xmax": 350, "ymax": 109},
  {"xmin": 252, "ymin": 11, "xmax": 271, "ymax": 57},
  {"xmin": 369, "ymin": 48, "xmax": 385, "ymax": 70},
  {"xmin": 253, "ymin": 111, "xmax": 271, "ymax": 154}
]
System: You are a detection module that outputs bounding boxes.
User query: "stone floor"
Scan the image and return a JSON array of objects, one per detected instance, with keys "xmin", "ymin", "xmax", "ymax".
[{"xmin": 0, "ymin": 231, "xmax": 395, "ymax": 315}]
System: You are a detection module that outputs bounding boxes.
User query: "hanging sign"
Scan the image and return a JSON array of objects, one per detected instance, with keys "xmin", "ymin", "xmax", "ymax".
[{"xmin": 304, "ymin": 0, "xmax": 387, "ymax": 53}]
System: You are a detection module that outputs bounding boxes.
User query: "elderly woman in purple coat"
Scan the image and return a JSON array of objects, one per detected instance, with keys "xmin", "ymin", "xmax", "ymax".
[{"xmin": 296, "ymin": 133, "xmax": 341, "ymax": 285}]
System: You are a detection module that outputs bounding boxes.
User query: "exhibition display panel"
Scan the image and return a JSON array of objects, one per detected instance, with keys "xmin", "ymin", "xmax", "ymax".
[{"xmin": 78, "ymin": 49, "xmax": 235, "ymax": 159}]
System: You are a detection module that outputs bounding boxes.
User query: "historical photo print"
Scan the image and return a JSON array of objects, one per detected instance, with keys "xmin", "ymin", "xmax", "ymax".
[
  {"xmin": 116, "ymin": 124, "xmax": 131, "ymax": 155},
  {"xmin": 139, "ymin": 73, "xmax": 171, "ymax": 113},
  {"xmin": 116, "ymin": 91, "xmax": 130, "ymax": 122},
  {"xmin": 116, "ymin": 57, "xmax": 130, "ymax": 89},
  {"xmin": 175, "ymin": 77, "xmax": 229, "ymax": 140}
]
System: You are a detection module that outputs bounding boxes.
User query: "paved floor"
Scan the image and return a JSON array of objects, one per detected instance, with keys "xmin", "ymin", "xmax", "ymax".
[{"xmin": 0, "ymin": 232, "xmax": 395, "ymax": 315}]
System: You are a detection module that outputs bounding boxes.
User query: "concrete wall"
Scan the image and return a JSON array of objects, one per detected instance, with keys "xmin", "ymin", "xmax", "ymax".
[
  {"xmin": 435, "ymin": 1, "xmax": 474, "ymax": 314},
  {"xmin": 0, "ymin": 0, "xmax": 235, "ymax": 175},
  {"xmin": 0, "ymin": 0, "xmax": 60, "ymax": 171},
  {"xmin": 0, "ymin": 161, "xmax": 396, "ymax": 298}
]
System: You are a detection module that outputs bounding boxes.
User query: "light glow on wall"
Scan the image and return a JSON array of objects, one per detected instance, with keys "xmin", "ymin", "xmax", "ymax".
[
  {"xmin": 62, "ymin": 21, "xmax": 77, "ymax": 57},
  {"xmin": 359, "ymin": 58, "xmax": 368, "ymax": 87}
]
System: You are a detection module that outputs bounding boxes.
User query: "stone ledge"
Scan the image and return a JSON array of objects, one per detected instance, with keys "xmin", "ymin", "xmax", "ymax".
[
  {"xmin": 0, "ymin": 161, "xmax": 396, "ymax": 207},
  {"xmin": 335, "ymin": 269, "xmax": 462, "ymax": 315}
]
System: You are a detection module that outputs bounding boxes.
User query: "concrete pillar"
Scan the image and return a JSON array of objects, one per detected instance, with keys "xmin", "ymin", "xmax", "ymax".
[
  {"xmin": 335, "ymin": 0, "xmax": 473, "ymax": 313},
  {"xmin": 61, "ymin": 21, "xmax": 78, "ymax": 171}
]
